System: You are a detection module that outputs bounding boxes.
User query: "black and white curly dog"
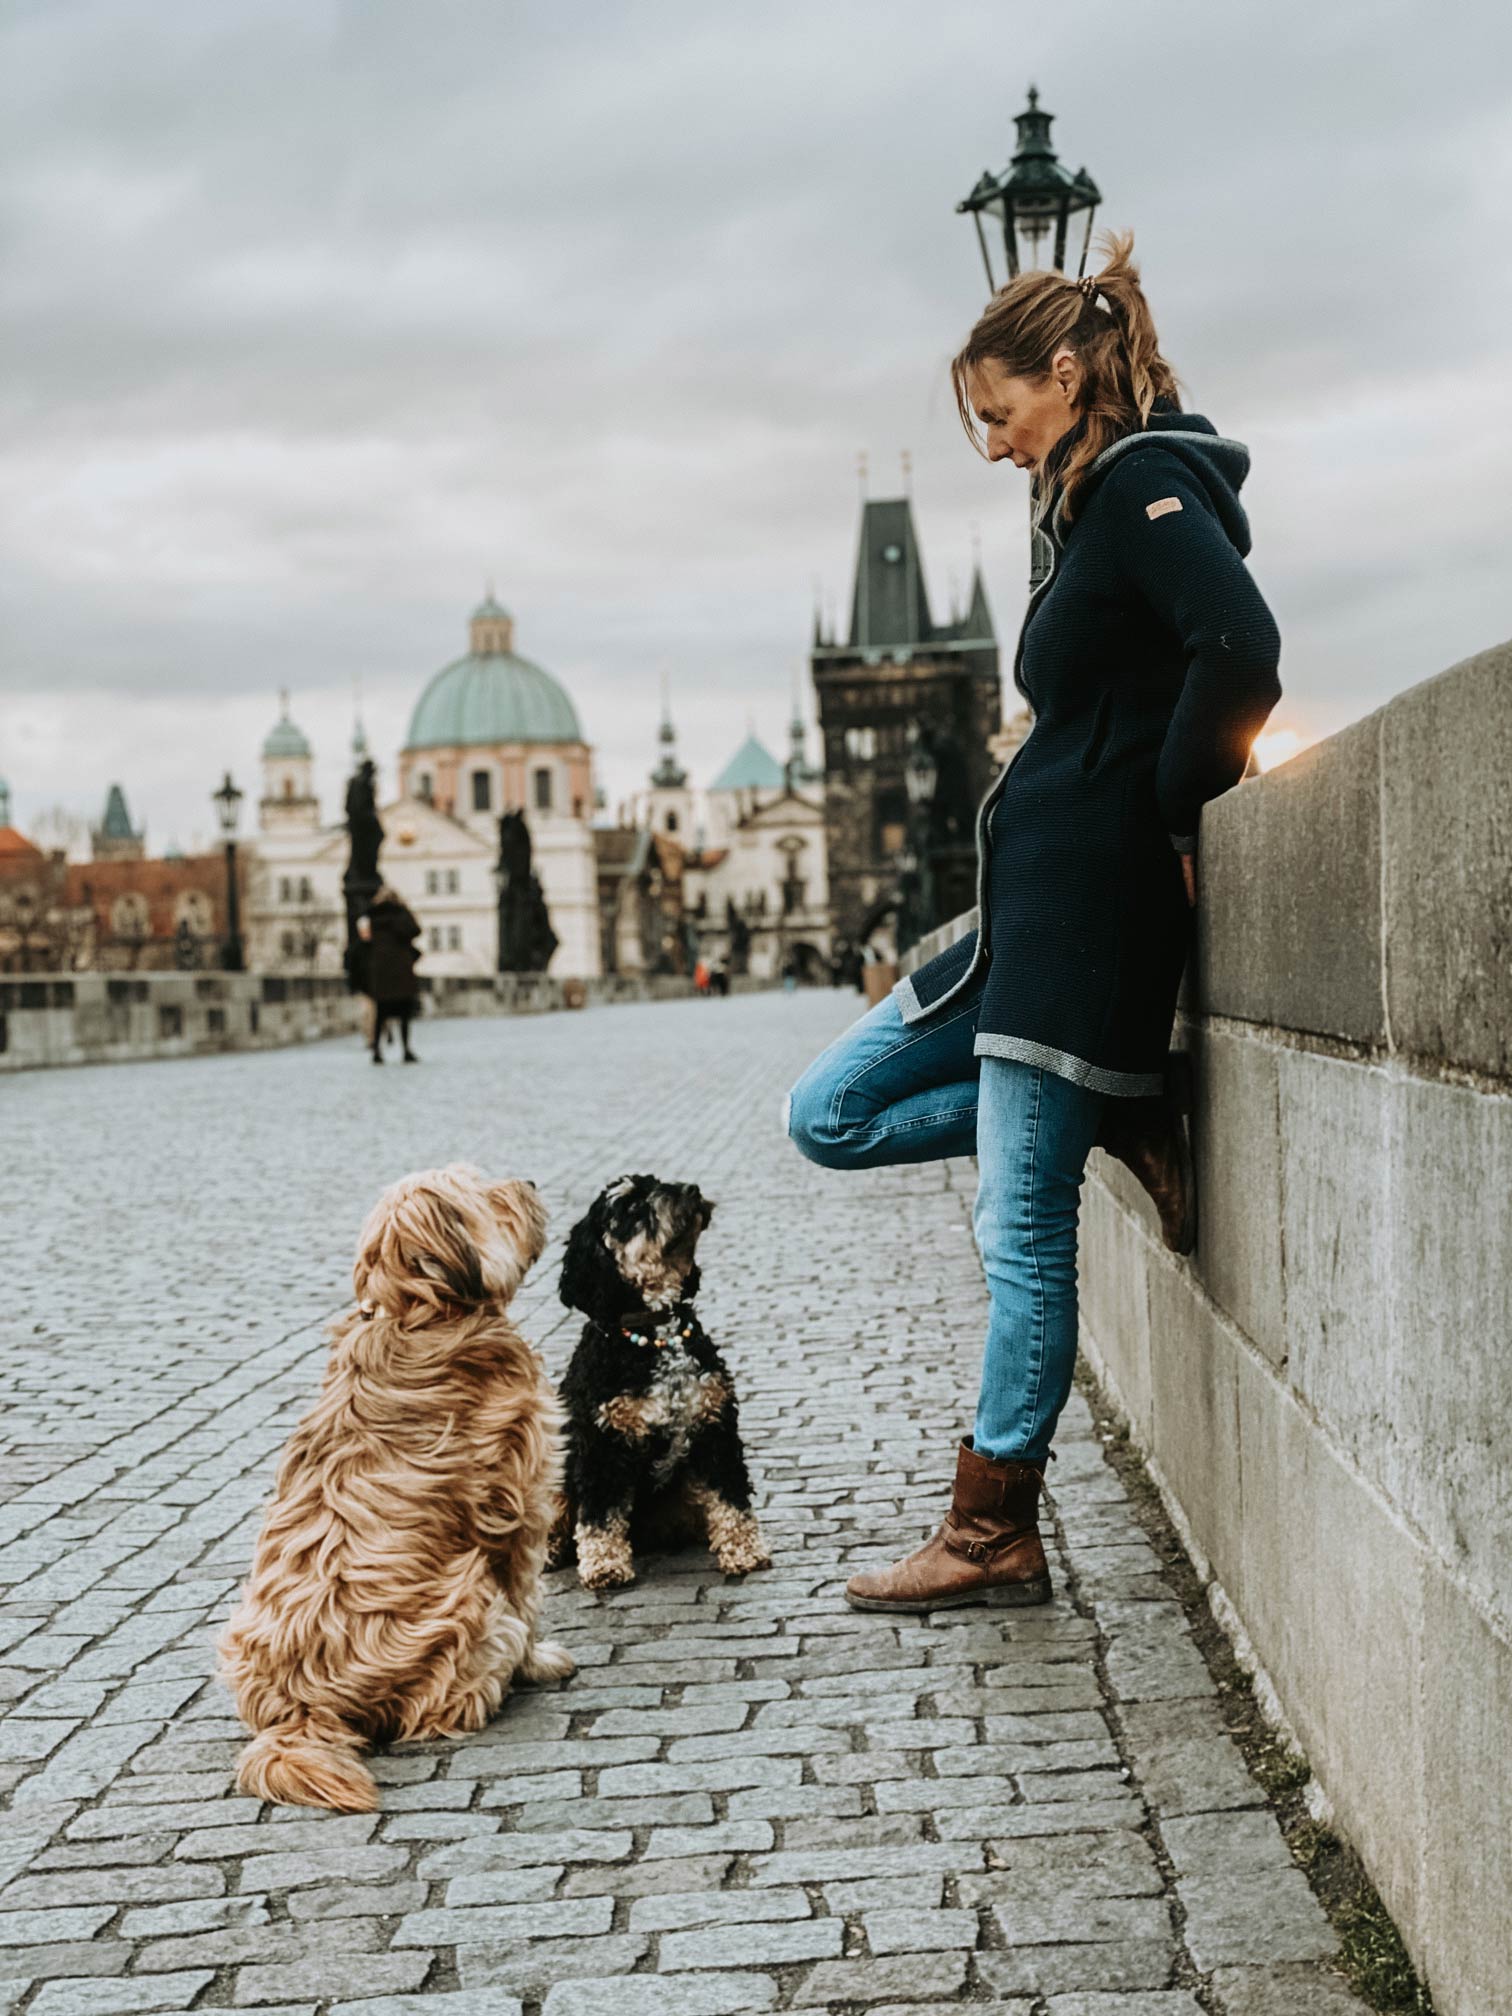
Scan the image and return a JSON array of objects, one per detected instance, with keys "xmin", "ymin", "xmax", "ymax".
[{"xmin": 549, "ymin": 1174, "xmax": 771, "ymax": 1590}]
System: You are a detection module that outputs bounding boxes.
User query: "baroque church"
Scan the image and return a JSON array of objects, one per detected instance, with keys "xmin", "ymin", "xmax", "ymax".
[{"xmin": 246, "ymin": 595, "xmax": 601, "ymax": 978}]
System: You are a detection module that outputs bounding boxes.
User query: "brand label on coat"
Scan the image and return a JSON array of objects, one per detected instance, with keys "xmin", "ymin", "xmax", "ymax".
[{"xmin": 1146, "ymin": 496, "xmax": 1183, "ymax": 520}]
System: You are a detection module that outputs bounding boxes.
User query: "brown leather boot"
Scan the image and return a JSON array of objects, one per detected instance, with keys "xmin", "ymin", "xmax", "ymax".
[
  {"xmin": 844, "ymin": 1439, "xmax": 1052, "ymax": 1613},
  {"xmin": 1094, "ymin": 1051, "xmax": 1196, "ymax": 1255}
]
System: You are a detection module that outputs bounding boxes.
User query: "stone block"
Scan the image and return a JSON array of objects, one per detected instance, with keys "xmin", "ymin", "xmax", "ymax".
[
  {"xmin": 1045, "ymin": 1999, "xmax": 1202, "ymax": 2015},
  {"xmin": 1232, "ymin": 1348, "xmax": 1426, "ymax": 1929},
  {"xmin": 26, "ymin": 1982, "xmax": 212, "ymax": 2016},
  {"xmin": 989, "ymin": 1894, "xmax": 1172, "ymax": 1946},
  {"xmin": 1278, "ymin": 1048, "xmax": 1393, "ymax": 1432},
  {"xmin": 1197, "ymin": 711, "xmax": 1384, "ymax": 1043},
  {"xmin": 1208, "ymin": 1964, "xmax": 1372, "ymax": 2014},
  {"xmin": 1146, "ymin": 1263, "xmax": 1243, "ymax": 1591},
  {"xmin": 457, "ymin": 1935, "xmax": 649, "ymax": 1994},
  {"xmin": 1189, "ymin": 1025, "xmax": 1286, "ymax": 1367},
  {"xmin": 1078, "ymin": 1181, "xmax": 1153, "ymax": 1433},
  {"xmin": 542, "ymin": 1981, "xmax": 778, "ymax": 2016},
  {"xmin": 1159, "ymin": 1808, "xmax": 1292, "ymax": 1878},
  {"xmin": 1120, "ymin": 1701, "xmax": 1263, "ymax": 1818},
  {"xmin": 1386, "ymin": 1074, "xmax": 1512, "ymax": 1620},
  {"xmin": 1418, "ymin": 1573, "xmax": 1512, "ymax": 2016},
  {"xmin": 796, "ymin": 1956, "xmax": 969, "ymax": 2004},
  {"xmin": 659, "ymin": 1920, "xmax": 842, "ymax": 1971},
  {"xmin": 976, "ymin": 1945, "xmax": 1173, "ymax": 1995},
  {"xmin": 1380, "ymin": 638, "xmax": 1512, "ymax": 1078},
  {"xmin": 1176, "ymin": 1864, "xmax": 1338, "ymax": 1969}
]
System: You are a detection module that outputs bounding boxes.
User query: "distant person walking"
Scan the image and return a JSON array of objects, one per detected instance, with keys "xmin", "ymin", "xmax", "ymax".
[
  {"xmin": 360, "ymin": 884, "xmax": 423, "ymax": 1065},
  {"xmin": 785, "ymin": 231, "xmax": 1282, "ymax": 1613}
]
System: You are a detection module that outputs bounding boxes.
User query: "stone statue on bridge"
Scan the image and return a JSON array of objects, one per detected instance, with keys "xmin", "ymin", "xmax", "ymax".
[
  {"xmin": 341, "ymin": 758, "xmax": 384, "ymax": 995},
  {"xmin": 496, "ymin": 810, "xmax": 558, "ymax": 974}
]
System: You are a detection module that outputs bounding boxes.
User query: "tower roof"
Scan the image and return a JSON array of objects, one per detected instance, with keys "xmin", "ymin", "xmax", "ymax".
[
  {"xmin": 710, "ymin": 733, "xmax": 785, "ymax": 794},
  {"xmin": 100, "ymin": 784, "xmax": 137, "ymax": 841},
  {"xmin": 650, "ymin": 687, "xmax": 688, "ymax": 789},
  {"xmin": 262, "ymin": 691, "xmax": 313, "ymax": 761},
  {"xmin": 848, "ymin": 497, "xmax": 934, "ymax": 650}
]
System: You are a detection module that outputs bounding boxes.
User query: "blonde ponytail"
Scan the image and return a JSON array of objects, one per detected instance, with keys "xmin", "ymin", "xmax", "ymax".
[{"xmin": 951, "ymin": 229, "xmax": 1183, "ymax": 525}]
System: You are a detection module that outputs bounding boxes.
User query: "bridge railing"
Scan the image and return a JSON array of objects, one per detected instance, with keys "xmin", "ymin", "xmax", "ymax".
[{"xmin": 909, "ymin": 639, "xmax": 1512, "ymax": 2016}]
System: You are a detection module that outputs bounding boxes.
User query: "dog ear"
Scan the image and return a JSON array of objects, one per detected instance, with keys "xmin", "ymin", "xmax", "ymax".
[
  {"xmin": 409, "ymin": 1197, "xmax": 487, "ymax": 1307},
  {"xmin": 559, "ymin": 1206, "xmax": 611, "ymax": 1317}
]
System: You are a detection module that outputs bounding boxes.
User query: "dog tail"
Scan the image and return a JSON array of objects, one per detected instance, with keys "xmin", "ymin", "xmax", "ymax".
[{"xmin": 235, "ymin": 1718, "xmax": 378, "ymax": 1813}]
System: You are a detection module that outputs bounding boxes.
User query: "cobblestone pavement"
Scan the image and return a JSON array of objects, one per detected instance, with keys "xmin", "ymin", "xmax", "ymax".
[{"xmin": 2, "ymin": 993, "xmax": 1368, "ymax": 2016}]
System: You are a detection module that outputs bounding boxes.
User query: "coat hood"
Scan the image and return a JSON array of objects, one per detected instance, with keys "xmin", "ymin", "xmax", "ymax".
[{"xmin": 1050, "ymin": 397, "xmax": 1254, "ymax": 555}]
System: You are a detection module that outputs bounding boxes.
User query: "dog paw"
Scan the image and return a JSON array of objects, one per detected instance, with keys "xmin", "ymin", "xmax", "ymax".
[
  {"xmin": 574, "ymin": 1522, "xmax": 635, "ymax": 1591},
  {"xmin": 578, "ymin": 1560, "xmax": 636, "ymax": 1592},
  {"xmin": 716, "ymin": 1537, "xmax": 773, "ymax": 1578},
  {"xmin": 524, "ymin": 1639, "xmax": 576, "ymax": 1683}
]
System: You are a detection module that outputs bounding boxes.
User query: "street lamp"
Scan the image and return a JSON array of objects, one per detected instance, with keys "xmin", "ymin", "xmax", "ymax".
[
  {"xmin": 956, "ymin": 85, "xmax": 1101, "ymax": 293},
  {"xmin": 212, "ymin": 771, "xmax": 245, "ymax": 972},
  {"xmin": 898, "ymin": 726, "xmax": 941, "ymax": 953}
]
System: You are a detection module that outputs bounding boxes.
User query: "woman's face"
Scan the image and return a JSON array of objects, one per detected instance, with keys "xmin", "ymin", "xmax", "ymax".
[{"xmin": 967, "ymin": 351, "xmax": 1081, "ymax": 474}]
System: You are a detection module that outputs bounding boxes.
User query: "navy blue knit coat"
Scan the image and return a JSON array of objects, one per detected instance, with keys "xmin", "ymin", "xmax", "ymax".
[{"xmin": 895, "ymin": 400, "xmax": 1282, "ymax": 1096}]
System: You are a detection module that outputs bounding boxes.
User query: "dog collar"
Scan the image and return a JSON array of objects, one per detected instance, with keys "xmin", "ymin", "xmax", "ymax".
[{"xmin": 615, "ymin": 1309, "xmax": 694, "ymax": 1350}]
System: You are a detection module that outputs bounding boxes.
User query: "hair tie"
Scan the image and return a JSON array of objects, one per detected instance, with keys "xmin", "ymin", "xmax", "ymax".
[{"xmin": 1076, "ymin": 274, "xmax": 1099, "ymax": 303}]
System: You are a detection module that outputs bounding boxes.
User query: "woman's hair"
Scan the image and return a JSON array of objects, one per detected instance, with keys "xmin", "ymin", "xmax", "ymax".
[{"xmin": 951, "ymin": 228, "xmax": 1183, "ymax": 525}]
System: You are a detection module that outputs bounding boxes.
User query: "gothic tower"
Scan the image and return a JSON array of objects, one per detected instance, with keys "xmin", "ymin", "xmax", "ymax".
[{"xmin": 811, "ymin": 492, "xmax": 1000, "ymax": 955}]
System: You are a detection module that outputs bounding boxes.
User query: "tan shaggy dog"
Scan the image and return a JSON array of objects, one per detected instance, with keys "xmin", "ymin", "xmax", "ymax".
[{"xmin": 218, "ymin": 1164, "xmax": 574, "ymax": 1812}]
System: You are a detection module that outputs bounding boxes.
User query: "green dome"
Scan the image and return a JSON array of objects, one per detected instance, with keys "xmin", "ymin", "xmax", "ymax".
[
  {"xmin": 262, "ymin": 717, "xmax": 311, "ymax": 760},
  {"xmin": 405, "ymin": 651, "xmax": 583, "ymax": 750},
  {"xmin": 262, "ymin": 693, "xmax": 312, "ymax": 760}
]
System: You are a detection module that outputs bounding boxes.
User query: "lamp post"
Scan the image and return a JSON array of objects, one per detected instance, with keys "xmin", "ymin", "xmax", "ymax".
[
  {"xmin": 956, "ymin": 85, "xmax": 1101, "ymax": 295},
  {"xmin": 212, "ymin": 771, "xmax": 245, "ymax": 972},
  {"xmin": 897, "ymin": 725, "xmax": 941, "ymax": 954}
]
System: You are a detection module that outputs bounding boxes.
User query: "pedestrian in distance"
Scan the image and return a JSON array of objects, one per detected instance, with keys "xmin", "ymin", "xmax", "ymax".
[
  {"xmin": 361, "ymin": 884, "xmax": 423, "ymax": 1065},
  {"xmin": 785, "ymin": 229, "xmax": 1282, "ymax": 1614}
]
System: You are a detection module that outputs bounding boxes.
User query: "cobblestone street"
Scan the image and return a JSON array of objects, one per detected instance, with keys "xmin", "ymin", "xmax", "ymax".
[{"xmin": 2, "ymin": 992, "xmax": 1365, "ymax": 2016}]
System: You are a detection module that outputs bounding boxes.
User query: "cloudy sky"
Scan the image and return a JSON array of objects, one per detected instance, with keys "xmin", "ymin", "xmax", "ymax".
[{"xmin": 2, "ymin": 0, "xmax": 1509, "ymax": 853}]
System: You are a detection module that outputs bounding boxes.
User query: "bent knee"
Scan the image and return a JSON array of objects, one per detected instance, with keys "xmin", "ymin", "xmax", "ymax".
[{"xmin": 784, "ymin": 1078, "xmax": 864, "ymax": 1170}]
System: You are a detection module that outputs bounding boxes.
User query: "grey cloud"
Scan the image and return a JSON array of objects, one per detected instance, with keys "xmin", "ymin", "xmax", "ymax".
[{"xmin": 2, "ymin": 0, "xmax": 1510, "ymax": 843}]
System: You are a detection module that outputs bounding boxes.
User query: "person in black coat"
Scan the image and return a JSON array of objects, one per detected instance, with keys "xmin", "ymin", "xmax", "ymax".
[
  {"xmin": 785, "ymin": 230, "xmax": 1282, "ymax": 1614},
  {"xmin": 360, "ymin": 884, "xmax": 422, "ymax": 1065}
]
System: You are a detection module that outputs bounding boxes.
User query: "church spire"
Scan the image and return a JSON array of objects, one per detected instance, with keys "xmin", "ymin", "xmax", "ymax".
[{"xmin": 650, "ymin": 675, "xmax": 688, "ymax": 789}]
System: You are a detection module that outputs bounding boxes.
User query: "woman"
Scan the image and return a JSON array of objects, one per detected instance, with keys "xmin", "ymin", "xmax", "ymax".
[
  {"xmin": 361, "ymin": 884, "xmax": 423, "ymax": 1065},
  {"xmin": 785, "ymin": 232, "xmax": 1281, "ymax": 1613}
]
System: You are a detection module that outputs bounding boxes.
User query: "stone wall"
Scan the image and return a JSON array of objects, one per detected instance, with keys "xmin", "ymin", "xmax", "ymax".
[
  {"xmin": 906, "ymin": 640, "xmax": 1512, "ymax": 2016},
  {"xmin": 0, "ymin": 968, "xmax": 772, "ymax": 1072}
]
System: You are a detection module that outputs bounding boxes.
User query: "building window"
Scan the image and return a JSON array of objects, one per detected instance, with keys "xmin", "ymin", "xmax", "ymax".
[
  {"xmin": 110, "ymin": 893, "xmax": 150, "ymax": 937},
  {"xmin": 174, "ymin": 891, "xmax": 213, "ymax": 935},
  {"xmin": 424, "ymin": 870, "xmax": 437, "ymax": 896},
  {"xmin": 665, "ymin": 809, "xmax": 679, "ymax": 832},
  {"xmin": 447, "ymin": 925, "xmax": 461, "ymax": 951},
  {"xmin": 428, "ymin": 926, "xmax": 443, "ymax": 951},
  {"xmin": 282, "ymin": 776, "xmax": 294, "ymax": 799},
  {"xmin": 298, "ymin": 876, "xmax": 312, "ymax": 903},
  {"xmin": 534, "ymin": 767, "xmax": 553, "ymax": 811},
  {"xmin": 416, "ymin": 773, "xmax": 433, "ymax": 804},
  {"xmin": 845, "ymin": 726, "xmax": 878, "ymax": 763},
  {"xmin": 280, "ymin": 930, "xmax": 296, "ymax": 957},
  {"xmin": 472, "ymin": 771, "xmax": 493, "ymax": 813},
  {"xmin": 278, "ymin": 876, "xmax": 293, "ymax": 903}
]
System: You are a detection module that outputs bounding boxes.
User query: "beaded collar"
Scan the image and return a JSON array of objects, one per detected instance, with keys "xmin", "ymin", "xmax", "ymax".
[{"xmin": 610, "ymin": 1304, "xmax": 696, "ymax": 1350}]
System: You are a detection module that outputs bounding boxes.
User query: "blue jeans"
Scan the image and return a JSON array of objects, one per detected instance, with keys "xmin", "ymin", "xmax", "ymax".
[{"xmin": 784, "ymin": 989, "xmax": 1104, "ymax": 1463}]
